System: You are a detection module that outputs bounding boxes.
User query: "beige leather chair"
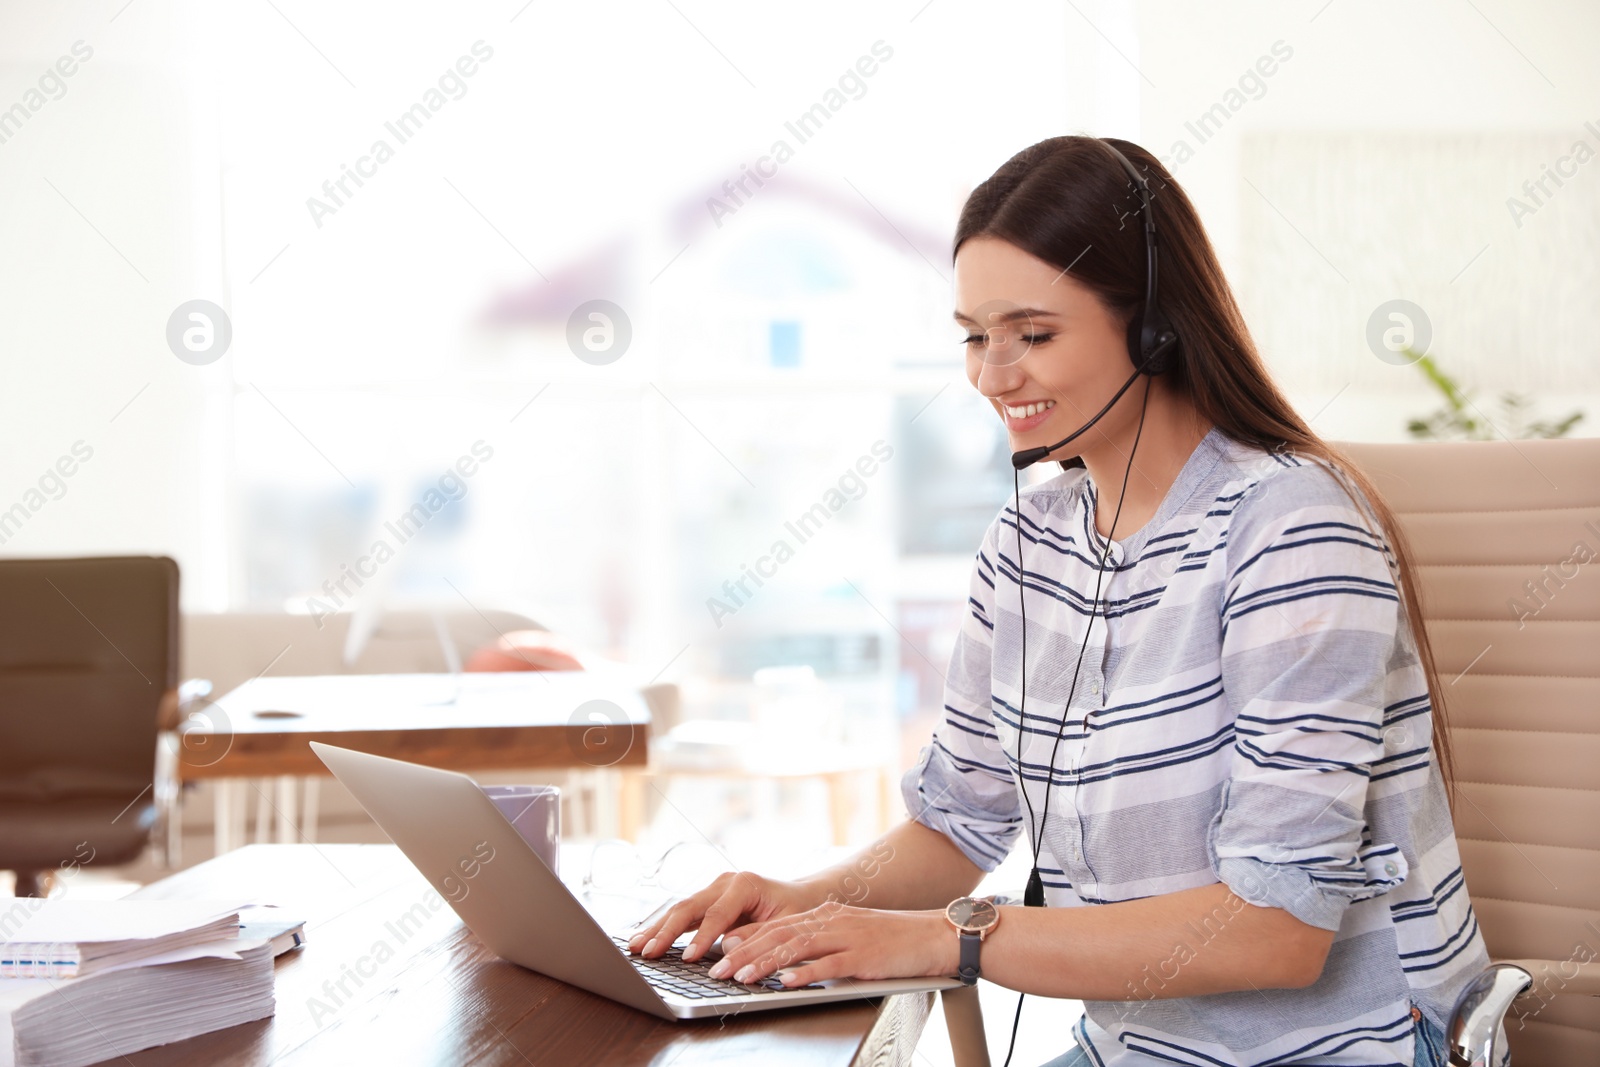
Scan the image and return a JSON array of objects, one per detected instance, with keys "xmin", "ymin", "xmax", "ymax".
[
  {"xmin": 1340, "ymin": 437, "xmax": 1600, "ymax": 1065},
  {"xmin": 943, "ymin": 437, "xmax": 1600, "ymax": 1067},
  {"xmin": 180, "ymin": 608, "xmax": 545, "ymax": 698}
]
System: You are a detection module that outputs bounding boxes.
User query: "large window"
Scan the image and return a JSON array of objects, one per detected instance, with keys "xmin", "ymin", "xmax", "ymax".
[{"xmin": 198, "ymin": 2, "xmax": 1086, "ymax": 833}]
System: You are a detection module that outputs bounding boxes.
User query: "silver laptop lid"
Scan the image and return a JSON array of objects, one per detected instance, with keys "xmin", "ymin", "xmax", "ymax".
[{"xmin": 309, "ymin": 741, "xmax": 672, "ymax": 1019}]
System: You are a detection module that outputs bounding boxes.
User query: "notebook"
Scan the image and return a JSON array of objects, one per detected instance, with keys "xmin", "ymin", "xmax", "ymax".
[
  {"xmin": 237, "ymin": 906, "xmax": 307, "ymax": 957},
  {"xmin": 0, "ymin": 901, "xmax": 243, "ymax": 979}
]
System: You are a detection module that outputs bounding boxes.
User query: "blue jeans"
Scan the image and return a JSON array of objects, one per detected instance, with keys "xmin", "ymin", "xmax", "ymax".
[{"xmin": 1037, "ymin": 1006, "xmax": 1452, "ymax": 1066}]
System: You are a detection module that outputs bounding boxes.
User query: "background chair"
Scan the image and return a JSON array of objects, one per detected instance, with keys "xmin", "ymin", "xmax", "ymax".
[
  {"xmin": 181, "ymin": 607, "xmax": 548, "ymax": 698},
  {"xmin": 0, "ymin": 556, "xmax": 178, "ymax": 896},
  {"xmin": 1341, "ymin": 436, "xmax": 1600, "ymax": 1065}
]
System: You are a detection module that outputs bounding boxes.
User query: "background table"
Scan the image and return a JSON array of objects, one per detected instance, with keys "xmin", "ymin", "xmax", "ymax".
[
  {"xmin": 176, "ymin": 672, "xmax": 651, "ymax": 854},
  {"xmin": 123, "ymin": 844, "xmax": 935, "ymax": 1066}
]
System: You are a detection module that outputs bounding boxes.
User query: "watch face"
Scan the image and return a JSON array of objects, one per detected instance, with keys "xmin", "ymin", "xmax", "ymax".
[{"xmin": 946, "ymin": 897, "xmax": 998, "ymax": 932}]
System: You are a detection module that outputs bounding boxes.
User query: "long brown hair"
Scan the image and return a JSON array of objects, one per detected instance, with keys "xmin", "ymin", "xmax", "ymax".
[{"xmin": 952, "ymin": 135, "xmax": 1456, "ymax": 797}]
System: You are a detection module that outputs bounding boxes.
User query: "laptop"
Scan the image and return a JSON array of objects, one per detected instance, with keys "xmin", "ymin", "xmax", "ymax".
[{"xmin": 310, "ymin": 742, "xmax": 960, "ymax": 1019}]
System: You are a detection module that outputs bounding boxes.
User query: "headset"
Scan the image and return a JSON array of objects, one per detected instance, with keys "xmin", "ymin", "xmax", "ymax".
[
  {"xmin": 1008, "ymin": 141, "xmax": 1180, "ymax": 470},
  {"xmin": 996, "ymin": 138, "xmax": 1181, "ymax": 1067}
]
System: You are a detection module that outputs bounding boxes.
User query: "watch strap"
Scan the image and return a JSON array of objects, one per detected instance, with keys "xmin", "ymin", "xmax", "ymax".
[{"xmin": 957, "ymin": 929, "xmax": 981, "ymax": 985}]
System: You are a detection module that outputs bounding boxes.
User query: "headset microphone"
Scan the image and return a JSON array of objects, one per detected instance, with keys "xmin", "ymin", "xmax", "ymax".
[{"xmin": 1010, "ymin": 365, "xmax": 1144, "ymax": 470}]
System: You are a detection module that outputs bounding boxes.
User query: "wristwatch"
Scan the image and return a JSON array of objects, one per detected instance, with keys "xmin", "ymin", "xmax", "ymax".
[{"xmin": 945, "ymin": 896, "xmax": 1001, "ymax": 985}]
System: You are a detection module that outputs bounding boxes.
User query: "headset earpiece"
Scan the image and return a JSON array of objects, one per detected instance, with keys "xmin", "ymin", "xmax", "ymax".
[
  {"xmin": 1126, "ymin": 303, "xmax": 1177, "ymax": 377},
  {"xmin": 1136, "ymin": 306, "xmax": 1179, "ymax": 377}
]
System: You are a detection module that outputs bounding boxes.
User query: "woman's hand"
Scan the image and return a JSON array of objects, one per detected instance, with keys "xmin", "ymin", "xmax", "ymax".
[
  {"xmin": 705, "ymin": 903, "xmax": 957, "ymax": 988},
  {"xmin": 626, "ymin": 870, "xmax": 824, "ymax": 963}
]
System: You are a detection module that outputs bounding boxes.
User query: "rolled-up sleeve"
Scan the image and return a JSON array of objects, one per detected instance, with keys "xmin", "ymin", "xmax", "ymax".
[
  {"xmin": 1208, "ymin": 461, "xmax": 1412, "ymax": 931},
  {"xmin": 901, "ymin": 515, "xmax": 1023, "ymax": 872}
]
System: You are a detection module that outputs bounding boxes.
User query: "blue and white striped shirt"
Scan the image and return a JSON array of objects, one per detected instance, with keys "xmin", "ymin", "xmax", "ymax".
[{"xmin": 902, "ymin": 426, "xmax": 1489, "ymax": 1066}]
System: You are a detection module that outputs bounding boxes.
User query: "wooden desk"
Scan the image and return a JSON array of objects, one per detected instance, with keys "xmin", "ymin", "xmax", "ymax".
[
  {"xmin": 176, "ymin": 672, "xmax": 650, "ymax": 854},
  {"xmin": 124, "ymin": 845, "xmax": 934, "ymax": 1066}
]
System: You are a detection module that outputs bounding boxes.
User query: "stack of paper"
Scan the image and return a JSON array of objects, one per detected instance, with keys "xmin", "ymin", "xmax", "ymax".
[
  {"xmin": 0, "ymin": 901, "xmax": 244, "ymax": 979},
  {"xmin": 0, "ymin": 901, "xmax": 276, "ymax": 1067}
]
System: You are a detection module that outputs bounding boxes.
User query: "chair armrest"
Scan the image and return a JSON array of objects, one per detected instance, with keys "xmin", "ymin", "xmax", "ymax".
[
  {"xmin": 1450, "ymin": 964, "xmax": 1530, "ymax": 1067},
  {"xmin": 1504, "ymin": 957, "xmax": 1600, "ymax": 999}
]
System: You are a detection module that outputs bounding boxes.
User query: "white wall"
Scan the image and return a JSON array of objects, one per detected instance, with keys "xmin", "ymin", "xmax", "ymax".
[
  {"xmin": 0, "ymin": 1, "xmax": 227, "ymax": 601},
  {"xmin": 1136, "ymin": 0, "xmax": 1600, "ymax": 441}
]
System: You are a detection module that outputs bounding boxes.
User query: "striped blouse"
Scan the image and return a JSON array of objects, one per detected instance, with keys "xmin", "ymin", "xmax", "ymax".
[{"xmin": 901, "ymin": 425, "xmax": 1490, "ymax": 1066}]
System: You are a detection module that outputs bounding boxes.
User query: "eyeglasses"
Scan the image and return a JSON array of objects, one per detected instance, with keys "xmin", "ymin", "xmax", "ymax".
[{"xmin": 581, "ymin": 839, "xmax": 735, "ymax": 899}]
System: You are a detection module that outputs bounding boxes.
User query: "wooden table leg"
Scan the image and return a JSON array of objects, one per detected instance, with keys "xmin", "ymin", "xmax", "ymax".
[
  {"xmin": 593, "ymin": 768, "xmax": 619, "ymax": 840},
  {"xmin": 214, "ymin": 779, "xmax": 233, "ymax": 857},
  {"xmin": 274, "ymin": 776, "xmax": 297, "ymax": 844},
  {"xmin": 231, "ymin": 780, "xmax": 249, "ymax": 852},
  {"xmin": 827, "ymin": 771, "xmax": 851, "ymax": 847},
  {"xmin": 253, "ymin": 779, "xmax": 271, "ymax": 845},
  {"xmin": 301, "ymin": 777, "xmax": 320, "ymax": 844},
  {"xmin": 618, "ymin": 770, "xmax": 647, "ymax": 843}
]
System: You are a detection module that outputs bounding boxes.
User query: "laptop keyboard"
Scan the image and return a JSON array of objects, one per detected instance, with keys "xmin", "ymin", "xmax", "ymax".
[{"xmin": 611, "ymin": 936, "xmax": 824, "ymax": 999}]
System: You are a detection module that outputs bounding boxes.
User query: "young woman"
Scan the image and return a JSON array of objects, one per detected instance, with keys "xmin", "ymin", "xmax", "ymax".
[{"xmin": 629, "ymin": 136, "xmax": 1487, "ymax": 1066}]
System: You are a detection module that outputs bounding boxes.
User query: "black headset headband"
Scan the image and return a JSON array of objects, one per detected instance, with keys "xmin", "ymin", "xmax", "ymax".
[{"xmin": 1096, "ymin": 139, "xmax": 1180, "ymax": 378}]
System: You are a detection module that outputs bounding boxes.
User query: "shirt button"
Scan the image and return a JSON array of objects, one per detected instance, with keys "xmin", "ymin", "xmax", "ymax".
[
  {"xmin": 1384, "ymin": 861, "xmax": 1399, "ymax": 876},
  {"xmin": 1089, "ymin": 680, "xmax": 1100, "ymax": 695}
]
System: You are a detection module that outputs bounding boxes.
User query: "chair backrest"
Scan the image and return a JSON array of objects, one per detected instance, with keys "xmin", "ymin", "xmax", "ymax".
[
  {"xmin": 0, "ymin": 556, "xmax": 178, "ymax": 799},
  {"xmin": 1339, "ymin": 438, "xmax": 1600, "ymax": 1064},
  {"xmin": 180, "ymin": 609, "xmax": 543, "ymax": 699}
]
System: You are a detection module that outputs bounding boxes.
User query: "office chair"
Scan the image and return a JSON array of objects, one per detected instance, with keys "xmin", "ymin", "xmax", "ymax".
[
  {"xmin": 942, "ymin": 437, "xmax": 1599, "ymax": 1067},
  {"xmin": 0, "ymin": 556, "xmax": 179, "ymax": 897},
  {"xmin": 1340, "ymin": 436, "xmax": 1599, "ymax": 1065}
]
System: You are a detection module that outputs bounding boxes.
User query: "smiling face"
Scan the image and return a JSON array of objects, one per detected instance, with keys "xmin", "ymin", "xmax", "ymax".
[{"xmin": 954, "ymin": 235, "xmax": 1139, "ymax": 455}]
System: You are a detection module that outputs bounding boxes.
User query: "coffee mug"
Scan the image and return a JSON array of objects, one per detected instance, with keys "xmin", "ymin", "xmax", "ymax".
[{"xmin": 481, "ymin": 784, "xmax": 561, "ymax": 875}]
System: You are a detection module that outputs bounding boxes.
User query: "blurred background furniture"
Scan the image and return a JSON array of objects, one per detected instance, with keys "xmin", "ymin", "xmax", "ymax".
[
  {"xmin": 185, "ymin": 670, "xmax": 650, "ymax": 854},
  {"xmin": 181, "ymin": 608, "xmax": 547, "ymax": 697},
  {"xmin": 616, "ymin": 664, "xmax": 896, "ymax": 847},
  {"xmin": 0, "ymin": 556, "xmax": 178, "ymax": 896},
  {"xmin": 177, "ymin": 610, "xmax": 675, "ymax": 860}
]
